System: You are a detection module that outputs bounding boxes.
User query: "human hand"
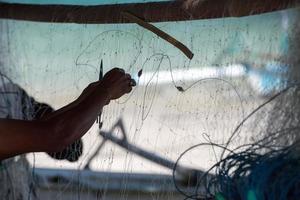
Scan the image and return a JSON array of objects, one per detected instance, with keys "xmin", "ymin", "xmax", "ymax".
[{"xmin": 100, "ymin": 68, "xmax": 134, "ymax": 101}]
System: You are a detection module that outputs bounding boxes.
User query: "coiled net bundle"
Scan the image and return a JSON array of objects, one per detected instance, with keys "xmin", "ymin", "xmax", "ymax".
[{"xmin": 203, "ymin": 11, "xmax": 300, "ymax": 200}]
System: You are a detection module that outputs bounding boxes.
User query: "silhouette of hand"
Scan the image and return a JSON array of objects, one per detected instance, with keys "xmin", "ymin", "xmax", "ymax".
[{"xmin": 100, "ymin": 68, "xmax": 134, "ymax": 102}]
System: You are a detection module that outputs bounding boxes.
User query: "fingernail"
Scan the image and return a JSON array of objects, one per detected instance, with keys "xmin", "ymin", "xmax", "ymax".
[{"xmin": 130, "ymin": 79, "xmax": 136, "ymax": 86}]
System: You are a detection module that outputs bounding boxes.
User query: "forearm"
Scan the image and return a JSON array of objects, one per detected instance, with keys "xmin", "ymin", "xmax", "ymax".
[
  {"xmin": 43, "ymin": 82, "xmax": 107, "ymax": 119},
  {"xmin": 0, "ymin": 82, "xmax": 110, "ymax": 160},
  {"xmin": 0, "ymin": 119, "xmax": 48, "ymax": 159},
  {"xmin": 44, "ymin": 82, "xmax": 110, "ymax": 150}
]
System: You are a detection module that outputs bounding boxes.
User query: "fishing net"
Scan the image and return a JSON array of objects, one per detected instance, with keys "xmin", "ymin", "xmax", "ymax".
[{"xmin": 0, "ymin": 1, "xmax": 299, "ymax": 199}]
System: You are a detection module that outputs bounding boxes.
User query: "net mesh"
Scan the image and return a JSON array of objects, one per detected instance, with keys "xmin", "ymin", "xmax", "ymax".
[{"xmin": 0, "ymin": 5, "xmax": 299, "ymax": 200}]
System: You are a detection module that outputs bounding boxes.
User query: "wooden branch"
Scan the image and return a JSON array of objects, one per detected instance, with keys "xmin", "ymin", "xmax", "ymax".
[
  {"xmin": 122, "ymin": 12, "xmax": 194, "ymax": 59},
  {"xmin": 0, "ymin": 0, "xmax": 299, "ymax": 24}
]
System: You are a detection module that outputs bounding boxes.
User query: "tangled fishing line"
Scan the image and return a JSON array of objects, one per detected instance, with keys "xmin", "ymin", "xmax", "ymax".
[{"xmin": 173, "ymin": 83, "xmax": 300, "ymax": 200}]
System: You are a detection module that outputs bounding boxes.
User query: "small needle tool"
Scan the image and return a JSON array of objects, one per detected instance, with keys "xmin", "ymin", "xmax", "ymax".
[{"xmin": 96, "ymin": 59, "xmax": 103, "ymax": 129}]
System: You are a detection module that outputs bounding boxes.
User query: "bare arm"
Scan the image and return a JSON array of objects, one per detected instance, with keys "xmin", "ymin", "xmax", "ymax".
[{"xmin": 0, "ymin": 68, "xmax": 133, "ymax": 160}]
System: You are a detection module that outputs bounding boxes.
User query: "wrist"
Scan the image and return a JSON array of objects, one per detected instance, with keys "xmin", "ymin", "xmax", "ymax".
[{"xmin": 97, "ymin": 83, "xmax": 111, "ymax": 105}]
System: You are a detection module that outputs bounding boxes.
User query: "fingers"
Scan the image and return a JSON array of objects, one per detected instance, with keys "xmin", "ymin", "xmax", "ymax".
[
  {"xmin": 118, "ymin": 68, "xmax": 125, "ymax": 74},
  {"xmin": 109, "ymin": 67, "xmax": 124, "ymax": 73},
  {"xmin": 124, "ymin": 73, "xmax": 131, "ymax": 80},
  {"xmin": 124, "ymin": 84, "xmax": 133, "ymax": 93},
  {"xmin": 123, "ymin": 73, "xmax": 136, "ymax": 87},
  {"xmin": 130, "ymin": 79, "xmax": 136, "ymax": 87},
  {"xmin": 123, "ymin": 74, "xmax": 133, "ymax": 93},
  {"xmin": 103, "ymin": 68, "xmax": 125, "ymax": 81},
  {"xmin": 101, "ymin": 67, "xmax": 135, "ymax": 100},
  {"xmin": 109, "ymin": 67, "xmax": 125, "ymax": 75}
]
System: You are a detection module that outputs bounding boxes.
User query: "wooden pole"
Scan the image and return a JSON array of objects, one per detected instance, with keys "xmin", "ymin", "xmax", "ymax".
[{"xmin": 0, "ymin": 0, "xmax": 299, "ymax": 24}]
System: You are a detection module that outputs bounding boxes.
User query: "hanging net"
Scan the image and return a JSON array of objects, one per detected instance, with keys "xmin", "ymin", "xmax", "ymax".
[{"xmin": 0, "ymin": 1, "xmax": 299, "ymax": 199}]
